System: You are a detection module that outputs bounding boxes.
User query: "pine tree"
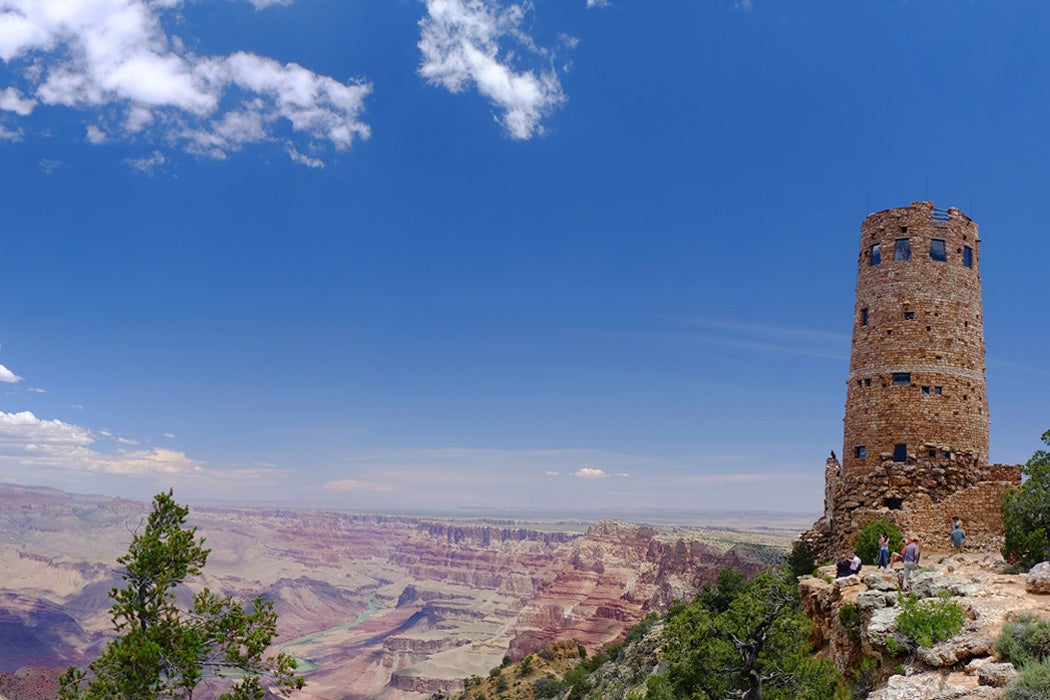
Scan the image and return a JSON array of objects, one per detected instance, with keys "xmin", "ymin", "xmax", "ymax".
[{"xmin": 59, "ymin": 490, "xmax": 304, "ymax": 700}]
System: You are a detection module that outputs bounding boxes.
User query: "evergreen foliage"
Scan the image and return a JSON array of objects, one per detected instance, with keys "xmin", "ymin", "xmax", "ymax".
[
  {"xmin": 787, "ymin": 540, "xmax": 818, "ymax": 577},
  {"xmin": 58, "ymin": 491, "xmax": 304, "ymax": 700},
  {"xmin": 855, "ymin": 520, "xmax": 903, "ymax": 566},
  {"xmin": 1005, "ymin": 657, "xmax": 1050, "ymax": 700},
  {"xmin": 894, "ymin": 592, "xmax": 966, "ymax": 649},
  {"xmin": 647, "ymin": 566, "xmax": 840, "ymax": 700},
  {"xmin": 997, "ymin": 613, "xmax": 1050, "ymax": 667},
  {"xmin": 1002, "ymin": 430, "xmax": 1050, "ymax": 568}
]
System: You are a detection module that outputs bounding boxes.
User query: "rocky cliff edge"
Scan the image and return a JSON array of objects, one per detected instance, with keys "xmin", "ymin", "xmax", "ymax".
[{"xmin": 800, "ymin": 553, "xmax": 1050, "ymax": 699}]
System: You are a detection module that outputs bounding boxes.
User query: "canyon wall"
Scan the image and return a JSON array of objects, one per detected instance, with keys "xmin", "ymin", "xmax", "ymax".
[{"xmin": 0, "ymin": 484, "xmax": 788, "ymax": 700}]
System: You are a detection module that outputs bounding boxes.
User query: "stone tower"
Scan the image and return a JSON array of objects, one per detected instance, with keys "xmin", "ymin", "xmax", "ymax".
[
  {"xmin": 802, "ymin": 202, "xmax": 1020, "ymax": 558},
  {"xmin": 843, "ymin": 201, "xmax": 988, "ymax": 475}
]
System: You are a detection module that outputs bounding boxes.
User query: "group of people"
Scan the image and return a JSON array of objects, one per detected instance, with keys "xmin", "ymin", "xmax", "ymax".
[{"xmin": 833, "ymin": 518, "xmax": 966, "ymax": 590}]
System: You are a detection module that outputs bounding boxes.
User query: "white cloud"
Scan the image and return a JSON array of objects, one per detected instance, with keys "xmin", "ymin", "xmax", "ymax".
[
  {"xmin": 0, "ymin": 87, "xmax": 35, "ymax": 115},
  {"xmin": 39, "ymin": 158, "xmax": 62, "ymax": 173},
  {"xmin": 0, "ymin": 364, "xmax": 22, "ymax": 383},
  {"xmin": 0, "ymin": 0, "xmax": 371, "ymax": 165},
  {"xmin": 116, "ymin": 437, "xmax": 140, "ymax": 445},
  {"xmin": 125, "ymin": 150, "xmax": 165, "ymax": 175},
  {"xmin": 585, "ymin": 0, "xmax": 610, "ymax": 8},
  {"xmin": 164, "ymin": 432, "xmax": 176, "ymax": 438},
  {"xmin": 0, "ymin": 409, "xmax": 200, "ymax": 477},
  {"xmin": 545, "ymin": 470, "xmax": 560, "ymax": 476},
  {"xmin": 85, "ymin": 124, "xmax": 107, "ymax": 143},
  {"xmin": 0, "ymin": 124, "xmax": 22, "ymax": 141},
  {"xmin": 418, "ymin": 0, "xmax": 567, "ymax": 140},
  {"xmin": 574, "ymin": 467, "xmax": 607, "ymax": 479}
]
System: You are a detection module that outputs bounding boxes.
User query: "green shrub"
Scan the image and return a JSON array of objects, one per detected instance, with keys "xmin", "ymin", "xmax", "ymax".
[
  {"xmin": 895, "ymin": 592, "xmax": 966, "ymax": 648},
  {"xmin": 997, "ymin": 614, "xmax": 1050, "ymax": 667},
  {"xmin": 1005, "ymin": 657, "xmax": 1050, "ymax": 700},
  {"xmin": 883, "ymin": 636, "xmax": 907, "ymax": 657},
  {"xmin": 855, "ymin": 520, "xmax": 903, "ymax": 566},
  {"xmin": 787, "ymin": 540, "xmax": 818, "ymax": 577},
  {"xmin": 623, "ymin": 613, "xmax": 659, "ymax": 646},
  {"xmin": 839, "ymin": 604, "xmax": 861, "ymax": 640}
]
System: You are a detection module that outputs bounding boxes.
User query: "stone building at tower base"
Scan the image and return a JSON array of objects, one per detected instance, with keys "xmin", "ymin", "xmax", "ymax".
[{"xmin": 801, "ymin": 455, "xmax": 1020, "ymax": 561}]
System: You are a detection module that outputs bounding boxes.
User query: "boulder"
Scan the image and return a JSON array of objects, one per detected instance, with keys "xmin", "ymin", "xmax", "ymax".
[
  {"xmin": 915, "ymin": 629, "xmax": 994, "ymax": 667},
  {"xmin": 976, "ymin": 662, "xmax": 1017, "ymax": 688},
  {"xmin": 1025, "ymin": 562, "xmax": 1050, "ymax": 594}
]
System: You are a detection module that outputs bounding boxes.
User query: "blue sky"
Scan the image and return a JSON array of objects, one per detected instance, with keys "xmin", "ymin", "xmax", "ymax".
[{"xmin": 1, "ymin": 0, "xmax": 1048, "ymax": 516}]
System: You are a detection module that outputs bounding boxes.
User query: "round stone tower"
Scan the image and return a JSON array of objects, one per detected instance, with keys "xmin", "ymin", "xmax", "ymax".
[{"xmin": 842, "ymin": 201, "xmax": 988, "ymax": 476}]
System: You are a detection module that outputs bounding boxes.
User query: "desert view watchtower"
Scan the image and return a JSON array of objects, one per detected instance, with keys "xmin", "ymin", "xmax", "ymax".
[
  {"xmin": 803, "ymin": 201, "xmax": 1019, "ymax": 557},
  {"xmin": 843, "ymin": 201, "xmax": 988, "ymax": 475}
]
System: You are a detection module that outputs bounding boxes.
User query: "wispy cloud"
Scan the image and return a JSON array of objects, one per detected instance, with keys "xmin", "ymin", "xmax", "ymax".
[
  {"xmin": 574, "ymin": 467, "xmax": 607, "ymax": 479},
  {"xmin": 418, "ymin": 0, "xmax": 567, "ymax": 140},
  {"xmin": 125, "ymin": 151, "xmax": 166, "ymax": 175},
  {"xmin": 0, "ymin": 0, "xmax": 371, "ymax": 165},
  {"xmin": 322, "ymin": 479, "xmax": 390, "ymax": 493},
  {"xmin": 667, "ymin": 316, "xmax": 849, "ymax": 360},
  {"xmin": 586, "ymin": 0, "xmax": 610, "ymax": 8},
  {"xmin": 0, "ymin": 410, "xmax": 289, "ymax": 491}
]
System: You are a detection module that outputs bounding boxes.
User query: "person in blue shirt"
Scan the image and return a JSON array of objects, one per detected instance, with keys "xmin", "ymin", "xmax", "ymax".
[{"xmin": 951, "ymin": 519, "xmax": 965, "ymax": 553}]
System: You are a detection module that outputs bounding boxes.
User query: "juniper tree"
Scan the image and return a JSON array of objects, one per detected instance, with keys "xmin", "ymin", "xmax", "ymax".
[{"xmin": 59, "ymin": 490, "xmax": 304, "ymax": 700}]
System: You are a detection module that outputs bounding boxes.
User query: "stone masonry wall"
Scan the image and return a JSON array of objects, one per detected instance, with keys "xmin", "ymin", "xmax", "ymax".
[
  {"xmin": 803, "ymin": 456, "xmax": 1020, "ymax": 561},
  {"xmin": 843, "ymin": 201, "xmax": 988, "ymax": 475}
]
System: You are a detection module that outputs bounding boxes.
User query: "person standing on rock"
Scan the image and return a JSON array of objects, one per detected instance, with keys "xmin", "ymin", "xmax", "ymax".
[
  {"xmin": 878, "ymin": 532, "xmax": 890, "ymax": 569},
  {"xmin": 951, "ymin": 519, "xmax": 966, "ymax": 553},
  {"xmin": 902, "ymin": 537, "xmax": 920, "ymax": 590}
]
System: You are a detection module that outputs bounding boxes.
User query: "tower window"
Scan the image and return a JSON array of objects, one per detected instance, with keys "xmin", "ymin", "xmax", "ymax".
[
  {"xmin": 893, "ymin": 372, "xmax": 911, "ymax": 386},
  {"xmin": 963, "ymin": 246, "xmax": 973, "ymax": 268},
  {"xmin": 870, "ymin": 244, "xmax": 881, "ymax": 265},
  {"xmin": 934, "ymin": 386, "xmax": 943, "ymax": 395},
  {"xmin": 861, "ymin": 308, "xmax": 869, "ymax": 326},
  {"xmin": 865, "ymin": 378, "xmax": 872, "ymax": 386},
  {"xmin": 930, "ymin": 239, "xmax": 947, "ymax": 261},
  {"xmin": 904, "ymin": 311, "xmax": 915, "ymax": 320},
  {"xmin": 894, "ymin": 238, "xmax": 911, "ymax": 261},
  {"xmin": 921, "ymin": 386, "xmax": 930, "ymax": 394},
  {"xmin": 928, "ymin": 449, "xmax": 937, "ymax": 458},
  {"xmin": 942, "ymin": 450, "xmax": 950, "ymax": 458},
  {"xmin": 856, "ymin": 446, "xmax": 867, "ymax": 459},
  {"xmin": 893, "ymin": 444, "xmax": 908, "ymax": 462}
]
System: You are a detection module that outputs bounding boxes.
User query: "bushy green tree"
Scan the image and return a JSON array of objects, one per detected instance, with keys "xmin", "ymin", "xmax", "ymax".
[
  {"xmin": 855, "ymin": 520, "xmax": 903, "ymax": 566},
  {"xmin": 649, "ymin": 566, "xmax": 839, "ymax": 700},
  {"xmin": 59, "ymin": 491, "xmax": 304, "ymax": 700},
  {"xmin": 786, "ymin": 540, "xmax": 818, "ymax": 578},
  {"xmin": 1002, "ymin": 430, "xmax": 1050, "ymax": 568}
]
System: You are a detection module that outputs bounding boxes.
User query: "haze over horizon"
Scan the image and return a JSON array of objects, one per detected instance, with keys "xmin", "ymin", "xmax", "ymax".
[{"xmin": 1, "ymin": 1, "xmax": 1048, "ymax": 515}]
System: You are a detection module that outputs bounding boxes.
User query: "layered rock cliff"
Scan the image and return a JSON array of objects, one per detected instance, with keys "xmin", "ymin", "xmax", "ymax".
[{"xmin": 0, "ymin": 484, "xmax": 790, "ymax": 700}]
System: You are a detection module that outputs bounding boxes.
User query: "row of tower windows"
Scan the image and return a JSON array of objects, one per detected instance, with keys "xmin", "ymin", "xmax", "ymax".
[
  {"xmin": 854, "ymin": 444, "xmax": 950, "ymax": 461},
  {"xmin": 860, "ymin": 308, "xmax": 977, "ymax": 326},
  {"xmin": 855, "ymin": 375, "xmax": 943, "ymax": 393},
  {"xmin": 870, "ymin": 239, "xmax": 973, "ymax": 267}
]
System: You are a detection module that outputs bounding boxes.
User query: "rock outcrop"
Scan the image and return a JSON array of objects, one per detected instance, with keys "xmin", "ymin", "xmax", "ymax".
[{"xmin": 800, "ymin": 553, "xmax": 1050, "ymax": 699}]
